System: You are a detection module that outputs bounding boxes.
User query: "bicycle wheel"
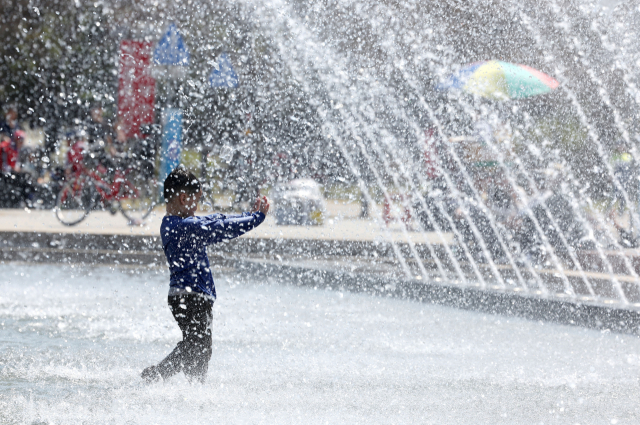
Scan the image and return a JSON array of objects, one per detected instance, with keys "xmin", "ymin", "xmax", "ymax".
[
  {"xmin": 55, "ymin": 177, "xmax": 95, "ymax": 226},
  {"xmin": 118, "ymin": 173, "xmax": 159, "ymax": 223}
]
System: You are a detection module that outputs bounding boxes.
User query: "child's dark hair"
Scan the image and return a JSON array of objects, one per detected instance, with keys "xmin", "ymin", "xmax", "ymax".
[{"xmin": 163, "ymin": 166, "xmax": 201, "ymax": 201}]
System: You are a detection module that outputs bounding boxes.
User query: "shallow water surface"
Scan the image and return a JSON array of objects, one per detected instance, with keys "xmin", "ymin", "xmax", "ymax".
[{"xmin": 1, "ymin": 263, "xmax": 640, "ymax": 424}]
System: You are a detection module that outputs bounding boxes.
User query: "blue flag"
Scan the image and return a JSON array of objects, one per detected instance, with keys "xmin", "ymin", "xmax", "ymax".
[
  {"xmin": 159, "ymin": 108, "xmax": 183, "ymax": 198},
  {"xmin": 209, "ymin": 53, "xmax": 239, "ymax": 88},
  {"xmin": 154, "ymin": 23, "xmax": 190, "ymax": 66}
]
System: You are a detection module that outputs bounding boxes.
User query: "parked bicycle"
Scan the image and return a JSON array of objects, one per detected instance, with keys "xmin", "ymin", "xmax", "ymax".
[{"xmin": 55, "ymin": 159, "xmax": 158, "ymax": 226}]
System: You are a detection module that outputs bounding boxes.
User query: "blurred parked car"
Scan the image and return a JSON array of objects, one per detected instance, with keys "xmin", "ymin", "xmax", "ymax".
[{"xmin": 272, "ymin": 179, "xmax": 325, "ymax": 225}]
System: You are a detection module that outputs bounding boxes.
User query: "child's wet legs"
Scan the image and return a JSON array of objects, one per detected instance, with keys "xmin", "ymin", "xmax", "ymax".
[{"xmin": 149, "ymin": 295, "xmax": 213, "ymax": 382}]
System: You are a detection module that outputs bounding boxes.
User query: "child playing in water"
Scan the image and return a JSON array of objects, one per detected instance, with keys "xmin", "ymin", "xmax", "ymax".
[{"xmin": 142, "ymin": 166, "xmax": 269, "ymax": 383}]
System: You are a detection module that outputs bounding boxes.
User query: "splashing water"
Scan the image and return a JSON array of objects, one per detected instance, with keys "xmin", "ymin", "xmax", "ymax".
[
  {"xmin": 6, "ymin": 0, "xmax": 640, "ymax": 303},
  {"xmin": 221, "ymin": 0, "xmax": 640, "ymax": 304},
  {"xmin": 7, "ymin": 1, "xmax": 640, "ymax": 420},
  {"xmin": 2, "ymin": 263, "xmax": 640, "ymax": 424}
]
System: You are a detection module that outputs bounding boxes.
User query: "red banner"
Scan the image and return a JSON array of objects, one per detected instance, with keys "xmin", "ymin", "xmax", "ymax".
[{"xmin": 117, "ymin": 41, "xmax": 155, "ymax": 140}]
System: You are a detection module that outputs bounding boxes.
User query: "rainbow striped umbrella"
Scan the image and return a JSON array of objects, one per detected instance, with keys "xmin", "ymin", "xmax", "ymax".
[{"xmin": 437, "ymin": 60, "xmax": 559, "ymax": 100}]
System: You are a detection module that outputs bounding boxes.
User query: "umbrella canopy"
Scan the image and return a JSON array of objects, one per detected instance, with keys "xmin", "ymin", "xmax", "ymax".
[{"xmin": 437, "ymin": 60, "xmax": 559, "ymax": 100}]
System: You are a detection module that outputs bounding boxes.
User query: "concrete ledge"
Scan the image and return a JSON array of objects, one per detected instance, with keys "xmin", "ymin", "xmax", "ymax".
[
  {"xmin": 4, "ymin": 230, "xmax": 640, "ymax": 335},
  {"xmin": 0, "ymin": 246, "xmax": 165, "ymax": 266},
  {"xmin": 1, "ymin": 231, "xmax": 162, "ymax": 253},
  {"xmin": 0, "ymin": 230, "xmax": 444, "ymax": 259}
]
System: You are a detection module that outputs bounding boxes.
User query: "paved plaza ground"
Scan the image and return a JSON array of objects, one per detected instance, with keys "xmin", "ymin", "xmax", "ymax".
[{"xmin": 0, "ymin": 200, "xmax": 454, "ymax": 246}]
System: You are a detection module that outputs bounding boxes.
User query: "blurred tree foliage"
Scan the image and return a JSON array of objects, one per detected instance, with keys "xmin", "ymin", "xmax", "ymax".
[
  {"xmin": 0, "ymin": 0, "xmax": 349, "ymax": 186},
  {"xmin": 0, "ymin": 0, "xmax": 117, "ymax": 143}
]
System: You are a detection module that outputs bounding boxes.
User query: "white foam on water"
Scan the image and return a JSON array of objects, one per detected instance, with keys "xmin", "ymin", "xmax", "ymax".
[{"xmin": 2, "ymin": 263, "xmax": 640, "ymax": 424}]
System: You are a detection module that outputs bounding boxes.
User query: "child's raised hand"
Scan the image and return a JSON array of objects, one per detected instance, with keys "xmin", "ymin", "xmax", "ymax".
[{"xmin": 253, "ymin": 195, "xmax": 270, "ymax": 215}]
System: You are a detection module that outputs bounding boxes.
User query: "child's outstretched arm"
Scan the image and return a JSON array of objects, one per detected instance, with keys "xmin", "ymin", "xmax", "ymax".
[{"xmin": 190, "ymin": 196, "xmax": 270, "ymax": 245}]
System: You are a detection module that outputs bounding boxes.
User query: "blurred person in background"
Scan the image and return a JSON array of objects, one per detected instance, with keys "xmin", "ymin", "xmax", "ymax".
[
  {"xmin": 608, "ymin": 141, "xmax": 639, "ymax": 247},
  {"xmin": 65, "ymin": 130, "xmax": 89, "ymax": 179},
  {"xmin": 1, "ymin": 130, "xmax": 21, "ymax": 174},
  {"xmin": 87, "ymin": 104, "xmax": 122, "ymax": 176},
  {"xmin": 610, "ymin": 141, "xmax": 636, "ymax": 213},
  {"xmin": 19, "ymin": 147, "xmax": 44, "ymax": 183},
  {"xmin": 0, "ymin": 130, "xmax": 37, "ymax": 207},
  {"xmin": 87, "ymin": 104, "xmax": 113, "ymax": 148},
  {"xmin": 0, "ymin": 105, "xmax": 22, "ymax": 142}
]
